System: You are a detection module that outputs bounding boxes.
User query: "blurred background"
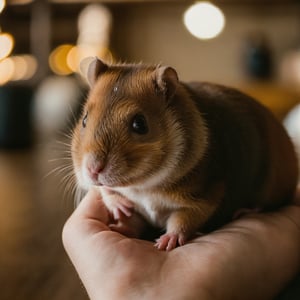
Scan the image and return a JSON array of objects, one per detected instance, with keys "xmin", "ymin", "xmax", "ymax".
[{"xmin": 1, "ymin": 0, "xmax": 300, "ymax": 299}]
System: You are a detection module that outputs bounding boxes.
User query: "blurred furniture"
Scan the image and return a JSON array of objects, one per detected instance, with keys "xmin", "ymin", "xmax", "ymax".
[{"xmin": 241, "ymin": 81, "xmax": 300, "ymax": 120}]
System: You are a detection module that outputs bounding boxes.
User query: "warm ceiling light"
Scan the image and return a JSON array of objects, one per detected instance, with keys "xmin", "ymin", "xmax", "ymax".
[
  {"xmin": 0, "ymin": 32, "xmax": 14, "ymax": 60},
  {"xmin": 183, "ymin": 1, "xmax": 225, "ymax": 40}
]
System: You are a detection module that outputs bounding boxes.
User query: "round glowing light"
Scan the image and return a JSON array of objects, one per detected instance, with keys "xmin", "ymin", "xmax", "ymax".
[
  {"xmin": 183, "ymin": 2, "xmax": 225, "ymax": 40},
  {"xmin": 66, "ymin": 46, "xmax": 79, "ymax": 72},
  {"xmin": 10, "ymin": 55, "xmax": 38, "ymax": 81},
  {"xmin": 0, "ymin": 32, "xmax": 15, "ymax": 60},
  {"xmin": 21, "ymin": 55, "xmax": 38, "ymax": 80},
  {"xmin": 67, "ymin": 45, "xmax": 113, "ymax": 73},
  {"xmin": 49, "ymin": 44, "xmax": 74, "ymax": 76},
  {"xmin": 77, "ymin": 4, "xmax": 112, "ymax": 48},
  {"xmin": 0, "ymin": 0, "xmax": 5, "ymax": 14},
  {"xmin": 0, "ymin": 57, "xmax": 15, "ymax": 85},
  {"xmin": 11, "ymin": 56, "xmax": 27, "ymax": 81}
]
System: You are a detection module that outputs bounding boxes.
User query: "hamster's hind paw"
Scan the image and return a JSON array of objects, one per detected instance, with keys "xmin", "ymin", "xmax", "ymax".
[{"xmin": 154, "ymin": 232, "xmax": 186, "ymax": 251}]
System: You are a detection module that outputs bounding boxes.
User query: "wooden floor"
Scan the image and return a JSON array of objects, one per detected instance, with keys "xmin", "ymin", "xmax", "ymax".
[{"xmin": 0, "ymin": 137, "xmax": 88, "ymax": 300}]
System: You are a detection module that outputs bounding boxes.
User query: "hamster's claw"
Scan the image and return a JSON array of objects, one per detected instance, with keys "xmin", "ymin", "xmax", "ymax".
[
  {"xmin": 112, "ymin": 205, "xmax": 132, "ymax": 220},
  {"xmin": 110, "ymin": 198, "xmax": 134, "ymax": 220},
  {"xmin": 155, "ymin": 233, "xmax": 186, "ymax": 251}
]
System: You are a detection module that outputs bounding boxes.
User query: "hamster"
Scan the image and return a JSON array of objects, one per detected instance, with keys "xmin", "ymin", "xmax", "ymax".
[{"xmin": 71, "ymin": 57, "xmax": 298, "ymax": 251}]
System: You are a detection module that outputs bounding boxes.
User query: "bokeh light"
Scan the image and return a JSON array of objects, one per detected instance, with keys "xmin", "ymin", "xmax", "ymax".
[
  {"xmin": 48, "ymin": 4, "xmax": 114, "ymax": 77},
  {"xmin": 77, "ymin": 4, "xmax": 112, "ymax": 49},
  {"xmin": 0, "ymin": 0, "xmax": 5, "ymax": 14},
  {"xmin": 183, "ymin": 1, "xmax": 225, "ymax": 40},
  {"xmin": 0, "ymin": 55, "xmax": 38, "ymax": 85},
  {"xmin": 0, "ymin": 32, "xmax": 15, "ymax": 60},
  {"xmin": 49, "ymin": 44, "xmax": 73, "ymax": 75},
  {"xmin": 67, "ymin": 45, "xmax": 113, "ymax": 73},
  {"xmin": 10, "ymin": 55, "xmax": 38, "ymax": 81},
  {"xmin": 0, "ymin": 57, "xmax": 14, "ymax": 85}
]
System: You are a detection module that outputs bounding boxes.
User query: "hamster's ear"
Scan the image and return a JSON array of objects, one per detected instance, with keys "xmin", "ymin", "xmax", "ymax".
[
  {"xmin": 80, "ymin": 57, "xmax": 108, "ymax": 86},
  {"xmin": 155, "ymin": 66, "xmax": 179, "ymax": 99}
]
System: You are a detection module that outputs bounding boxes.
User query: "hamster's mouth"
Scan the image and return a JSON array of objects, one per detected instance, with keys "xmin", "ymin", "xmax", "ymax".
[
  {"xmin": 80, "ymin": 161, "xmax": 142, "ymax": 188},
  {"xmin": 89, "ymin": 175, "xmax": 125, "ymax": 188}
]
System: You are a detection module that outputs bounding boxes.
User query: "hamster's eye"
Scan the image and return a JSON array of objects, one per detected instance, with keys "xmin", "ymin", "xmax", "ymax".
[
  {"xmin": 82, "ymin": 112, "xmax": 88, "ymax": 128},
  {"xmin": 131, "ymin": 114, "xmax": 148, "ymax": 135}
]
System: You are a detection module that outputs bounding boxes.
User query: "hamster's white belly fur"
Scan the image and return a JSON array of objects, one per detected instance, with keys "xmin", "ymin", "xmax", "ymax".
[{"xmin": 99, "ymin": 186, "xmax": 180, "ymax": 228}]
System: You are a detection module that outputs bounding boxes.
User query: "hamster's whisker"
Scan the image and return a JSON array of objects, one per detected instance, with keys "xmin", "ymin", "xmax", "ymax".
[
  {"xmin": 74, "ymin": 187, "xmax": 85, "ymax": 207},
  {"xmin": 48, "ymin": 157, "xmax": 73, "ymax": 163},
  {"xmin": 56, "ymin": 130, "xmax": 74, "ymax": 141},
  {"xmin": 67, "ymin": 103, "xmax": 79, "ymax": 126},
  {"xmin": 60, "ymin": 169, "xmax": 83, "ymax": 206},
  {"xmin": 43, "ymin": 164, "xmax": 74, "ymax": 181},
  {"xmin": 57, "ymin": 150, "xmax": 73, "ymax": 155},
  {"xmin": 55, "ymin": 140, "xmax": 72, "ymax": 148},
  {"xmin": 62, "ymin": 172, "xmax": 77, "ymax": 200}
]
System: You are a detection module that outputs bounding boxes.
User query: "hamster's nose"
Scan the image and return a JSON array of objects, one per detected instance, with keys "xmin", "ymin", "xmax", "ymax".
[
  {"xmin": 85, "ymin": 154, "xmax": 106, "ymax": 181},
  {"xmin": 89, "ymin": 162, "xmax": 104, "ymax": 174}
]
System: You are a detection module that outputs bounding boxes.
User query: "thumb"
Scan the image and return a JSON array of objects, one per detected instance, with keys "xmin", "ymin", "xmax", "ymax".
[
  {"xmin": 62, "ymin": 188, "xmax": 111, "ymax": 250},
  {"xmin": 74, "ymin": 188, "xmax": 110, "ymax": 225}
]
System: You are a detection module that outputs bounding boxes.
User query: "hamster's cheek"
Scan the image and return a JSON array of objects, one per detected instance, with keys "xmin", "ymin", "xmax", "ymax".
[
  {"xmin": 80, "ymin": 153, "xmax": 101, "ymax": 186},
  {"xmin": 73, "ymin": 164, "xmax": 92, "ymax": 190},
  {"xmin": 81, "ymin": 167, "xmax": 96, "ymax": 187},
  {"xmin": 71, "ymin": 155, "xmax": 95, "ymax": 189}
]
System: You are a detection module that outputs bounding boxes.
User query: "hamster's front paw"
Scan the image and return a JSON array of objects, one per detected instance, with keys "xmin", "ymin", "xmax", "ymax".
[
  {"xmin": 103, "ymin": 192, "xmax": 134, "ymax": 221},
  {"xmin": 111, "ymin": 198, "xmax": 134, "ymax": 221},
  {"xmin": 154, "ymin": 232, "xmax": 187, "ymax": 251}
]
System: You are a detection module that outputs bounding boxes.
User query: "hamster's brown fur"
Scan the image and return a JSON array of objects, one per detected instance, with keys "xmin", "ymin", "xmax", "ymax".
[{"xmin": 72, "ymin": 58, "xmax": 298, "ymax": 250}]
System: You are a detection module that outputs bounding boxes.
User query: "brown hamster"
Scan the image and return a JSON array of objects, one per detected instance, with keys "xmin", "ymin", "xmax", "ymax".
[{"xmin": 71, "ymin": 58, "xmax": 298, "ymax": 251}]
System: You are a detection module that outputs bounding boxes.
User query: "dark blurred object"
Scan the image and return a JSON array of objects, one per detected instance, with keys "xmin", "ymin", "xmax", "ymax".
[
  {"xmin": 243, "ymin": 33, "xmax": 273, "ymax": 80},
  {"xmin": 276, "ymin": 273, "xmax": 300, "ymax": 300},
  {"xmin": 0, "ymin": 85, "xmax": 33, "ymax": 148}
]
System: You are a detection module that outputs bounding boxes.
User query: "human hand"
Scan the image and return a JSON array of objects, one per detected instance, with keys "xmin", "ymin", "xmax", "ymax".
[{"xmin": 62, "ymin": 188, "xmax": 300, "ymax": 300}]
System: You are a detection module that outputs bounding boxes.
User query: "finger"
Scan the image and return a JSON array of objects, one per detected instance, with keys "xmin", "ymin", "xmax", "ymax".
[
  {"xmin": 74, "ymin": 188, "xmax": 110, "ymax": 224},
  {"xmin": 63, "ymin": 188, "xmax": 111, "ymax": 247}
]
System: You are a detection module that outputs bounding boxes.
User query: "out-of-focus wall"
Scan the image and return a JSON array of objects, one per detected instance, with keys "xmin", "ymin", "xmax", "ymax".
[{"xmin": 111, "ymin": 3, "xmax": 300, "ymax": 86}]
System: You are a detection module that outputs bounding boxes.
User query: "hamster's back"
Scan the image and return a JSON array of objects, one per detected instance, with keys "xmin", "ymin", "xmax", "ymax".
[{"xmin": 185, "ymin": 82, "xmax": 298, "ymax": 227}]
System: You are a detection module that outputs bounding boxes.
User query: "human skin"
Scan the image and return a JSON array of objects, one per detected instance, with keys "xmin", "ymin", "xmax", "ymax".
[{"xmin": 62, "ymin": 188, "xmax": 300, "ymax": 300}]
